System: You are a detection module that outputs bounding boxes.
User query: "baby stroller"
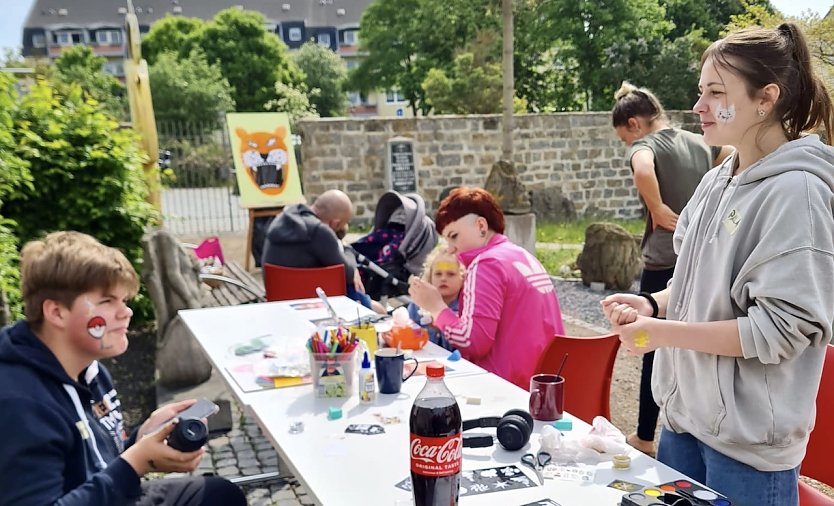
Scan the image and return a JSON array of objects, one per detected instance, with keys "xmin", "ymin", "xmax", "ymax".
[{"xmin": 349, "ymin": 191, "xmax": 438, "ymax": 300}]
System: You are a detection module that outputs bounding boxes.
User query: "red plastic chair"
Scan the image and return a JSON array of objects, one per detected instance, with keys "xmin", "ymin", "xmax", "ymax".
[
  {"xmin": 534, "ymin": 333, "xmax": 620, "ymax": 423},
  {"xmin": 799, "ymin": 345, "xmax": 834, "ymax": 505},
  {"xmin": 263, "ymin": 263, "xmax": 347, "ymax": 302}
]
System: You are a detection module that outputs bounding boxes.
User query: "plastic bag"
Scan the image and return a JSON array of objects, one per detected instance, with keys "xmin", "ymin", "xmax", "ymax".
[{"xmin": 539, "ymin": 416, "xmax": 630, "ymax": 464}]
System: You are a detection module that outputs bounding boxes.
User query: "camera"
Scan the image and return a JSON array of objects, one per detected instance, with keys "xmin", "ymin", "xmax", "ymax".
[{"xmin": 167, "ymin": 417, "xmax": 208, "ymax": 452}]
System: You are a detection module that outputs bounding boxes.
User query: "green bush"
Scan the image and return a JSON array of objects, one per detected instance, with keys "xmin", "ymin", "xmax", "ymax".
[
  {"xmin": 0, "ymin": 73, "xmax": 31, "ymax": 321},
  {"xmin": 1, "ymin": 80, "xmax": 159, "ymax": 327}
]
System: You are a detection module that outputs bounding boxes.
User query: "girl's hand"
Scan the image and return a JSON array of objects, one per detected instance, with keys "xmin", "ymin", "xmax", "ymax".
[
  {"xmin": 408, "ymin": 277, "xmax": 446, "ymax": 316},
  {"xmin": 600, "ymin": 293, "xmax": 654, "ymax": 326},
  {"xmin": 615, "ymin": 316, "xmax": 660, "ymax": 356}
]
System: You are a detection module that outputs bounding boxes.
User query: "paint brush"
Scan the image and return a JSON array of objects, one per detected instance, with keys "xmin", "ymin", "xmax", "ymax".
[{"xmin": 555, "ymin": 353, "xmax": 568, "ymax": 380}]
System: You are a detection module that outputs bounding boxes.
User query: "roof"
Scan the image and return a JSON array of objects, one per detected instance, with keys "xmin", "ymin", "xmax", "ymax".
[{"xmin": 24, "ymin": 0, "xmax": 371, "ymax": 30}]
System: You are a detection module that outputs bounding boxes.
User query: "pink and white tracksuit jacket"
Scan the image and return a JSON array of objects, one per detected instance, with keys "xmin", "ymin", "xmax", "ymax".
[{"xmin": 434, "ymin": 234, "xmax": 565, "ymax": 389}]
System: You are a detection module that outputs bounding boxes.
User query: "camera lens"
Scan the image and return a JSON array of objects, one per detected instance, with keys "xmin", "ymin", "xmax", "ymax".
[{"xmin": 167, "ymin": 417, "xmax": 208, "ymax": 452}]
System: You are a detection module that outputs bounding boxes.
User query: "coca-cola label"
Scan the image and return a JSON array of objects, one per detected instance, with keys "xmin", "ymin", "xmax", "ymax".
[{"xmin": 410, "ymin": 433, "xmax": 463, "ymax": 476}]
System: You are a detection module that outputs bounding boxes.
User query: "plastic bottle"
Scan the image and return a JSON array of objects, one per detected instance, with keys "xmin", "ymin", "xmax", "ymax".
[
  {"xmin": 410, "ymin": 364, "xmax": 462, "ymax": 506},
  {"xmin": 358, "ymin": 350, "xmax": 375, "ymax": 403}
]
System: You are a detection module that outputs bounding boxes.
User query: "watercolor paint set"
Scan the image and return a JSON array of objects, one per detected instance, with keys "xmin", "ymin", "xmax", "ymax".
[{"xmin": 619, "ymin": 479, "xmax": 732, "ymax": 506}]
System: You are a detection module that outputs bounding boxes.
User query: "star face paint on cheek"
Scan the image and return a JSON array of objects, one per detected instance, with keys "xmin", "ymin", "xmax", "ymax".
[{"xmin": 716, "ymin": 104, "xmax": 736, "ymax": 123}]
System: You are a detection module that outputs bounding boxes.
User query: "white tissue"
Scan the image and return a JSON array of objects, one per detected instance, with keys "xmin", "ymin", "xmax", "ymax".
[{"xmin": 391, "ymin": 306, "xmax": 411, "ymax": 327}]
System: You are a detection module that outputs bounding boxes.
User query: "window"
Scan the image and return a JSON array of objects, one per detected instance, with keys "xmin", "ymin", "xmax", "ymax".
[
  {"xmin": 317, "ymin": 33, "xmax": 330, "ymax": 47},
  {"xmin": 348, "ymin": 92, "xmax": 362, "ymax": 106},
  {"xmin": 96, "ymin": 30, "xmax": 122, "ymax": 45},
  {"xmin": 344, "ymin": 60, "xmax": 358, "ymax": 70},
  {"xmin": 288, "ymin": 27, "xmax": 302, "ymax": 42},
  {"xmin": 55, "ymin": 31, "xmax": 82, "ymax": 46},
  {"xmin": 386, "ymin": 90, "xmax": 405, "ymax": 103},
  {"xmin": 103, "ymin": 62, "xmax": 124, "ymax": 77},
  {"xmin": 342, "ymin": 30, "xmax": 357, "ymax": 46},
  {"xmin": 31, "ymin": 33, "xmax": 46, "ymax": 48}
]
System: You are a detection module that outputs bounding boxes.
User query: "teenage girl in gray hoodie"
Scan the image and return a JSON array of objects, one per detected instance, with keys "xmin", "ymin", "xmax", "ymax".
[{"xmin": 603, "ymin": 22, "xmax": 834, "ymax": 506}]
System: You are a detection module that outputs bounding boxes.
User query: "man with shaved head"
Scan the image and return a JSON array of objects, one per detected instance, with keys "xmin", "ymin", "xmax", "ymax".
[{"xmin": 262, "ymin": 190, "xmax": 372, "ymax": 306}]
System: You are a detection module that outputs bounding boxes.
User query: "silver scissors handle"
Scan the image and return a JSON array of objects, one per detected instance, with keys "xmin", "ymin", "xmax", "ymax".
[{"xmin": 316, "ymin": 287, "xmax": 342, "ymax": 324}]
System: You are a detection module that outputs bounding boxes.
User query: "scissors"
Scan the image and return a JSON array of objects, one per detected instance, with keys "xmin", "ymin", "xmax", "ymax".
[
  {"xmin": 521, "ymin": 451, "xmax": 552, "ymax": 486},
  {"xmin": 316, "ymin": 287, "xmax": 342, "ymax": 324}
]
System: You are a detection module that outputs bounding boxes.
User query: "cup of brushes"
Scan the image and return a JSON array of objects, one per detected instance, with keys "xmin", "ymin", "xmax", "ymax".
[{"xmin": 307, "ymin": 327, "xmax": 360, "ymax": 398}]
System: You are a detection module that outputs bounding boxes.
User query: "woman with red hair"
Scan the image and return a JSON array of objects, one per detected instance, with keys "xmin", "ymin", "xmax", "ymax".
[{"xmin": 409, "ymin": 187, "xmax": 565, "ymax": 388}]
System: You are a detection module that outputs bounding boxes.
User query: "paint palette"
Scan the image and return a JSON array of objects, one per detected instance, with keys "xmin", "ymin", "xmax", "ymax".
[
  {"xmin": 619, "ymin": 481, "xmax": 732, "ymax": 506},
  {"xmin": 657, "ymin": 480, "xmax": 732, "ymax": 505}
]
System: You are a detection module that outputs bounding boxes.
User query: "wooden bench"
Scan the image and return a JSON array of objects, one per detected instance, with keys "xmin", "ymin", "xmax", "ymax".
[{"xmin": 199, "ymin": 261, "xmax": 265, "ymax": 308}]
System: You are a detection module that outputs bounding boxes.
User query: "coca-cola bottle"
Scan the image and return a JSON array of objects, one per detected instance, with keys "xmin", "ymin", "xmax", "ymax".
[{"xmin": 409, "ymin": 364, "xmax": 462, "ymax": 506}]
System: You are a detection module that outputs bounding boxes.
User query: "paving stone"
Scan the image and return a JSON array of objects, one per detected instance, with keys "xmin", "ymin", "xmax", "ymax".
[
  {"xmin": 215, "ymin": 458, "xmax": 238, "ymax": 469},
  {"xmin": 216, "ymin": 466, "xmax": 239, "ymax": 478},
  {"xmin": 236, "ymin": 449, "xmax": 257, "ymax": 459},
  {"xmin": 240, "ymin": 465, "xmax": 262, "ymax": 475},
  {"xmin": 208, "ymin": 436, "xmax": 229, "ymax": 448}
]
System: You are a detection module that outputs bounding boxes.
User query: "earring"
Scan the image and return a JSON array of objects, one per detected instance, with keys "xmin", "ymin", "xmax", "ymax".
[
  {"xmin": 758, "ymin": 109, "xmax": 766, "ymax": 117},
  {"xmin": 480, "ymin": 230, "xmax": 486, "ymax": 238}
]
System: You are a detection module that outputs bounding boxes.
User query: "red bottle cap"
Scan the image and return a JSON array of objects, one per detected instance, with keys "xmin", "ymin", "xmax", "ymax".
[{"xmin": 426, "ymin": 363, "xmax": 445, "ymax": 377}]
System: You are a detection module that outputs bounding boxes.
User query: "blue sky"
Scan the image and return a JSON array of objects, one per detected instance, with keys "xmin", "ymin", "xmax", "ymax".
[{"xmin": 0, "ymin": 0, "xmax": 832, "ymax": 55}]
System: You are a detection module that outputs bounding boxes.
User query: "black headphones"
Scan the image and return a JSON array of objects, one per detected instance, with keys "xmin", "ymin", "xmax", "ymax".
[{"xmin": 461, "ymin": 409, "xmax": 534, "ymax": 452}]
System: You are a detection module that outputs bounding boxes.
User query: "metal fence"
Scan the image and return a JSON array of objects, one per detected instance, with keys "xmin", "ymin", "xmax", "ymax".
[{"xmin": 157, "ymin": 118, "xmax": 248, "ymax": 235}]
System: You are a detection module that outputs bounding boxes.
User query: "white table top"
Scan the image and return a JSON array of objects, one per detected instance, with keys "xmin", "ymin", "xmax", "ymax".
[
  {"xmin": 181, "ymin": 298, "xmax": 699, "ymax": 506},
  {"xmin": 247, "ymin": 372, "xmax": 694, "ymax": 506}
]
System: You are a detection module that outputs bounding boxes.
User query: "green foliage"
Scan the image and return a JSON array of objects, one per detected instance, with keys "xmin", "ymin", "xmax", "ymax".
[
  {"xmin": 265, "ymin": 81, "xmax": 320, "ymax": 129},
  {"xmin": 0, "ymin": 73, "xmax": 31, "ymax": 320},
  {"xmin": 293, "ymin": 43, "xmax": 349, "ymax": 117},
  {"xmin": 195, "ymin": 8, "xmax": 304, "ymax": 111},
  {"xmin": 352, "ymin": 0, "xmax": 500, "ymax": 114},
  {"xmin": 605, "ymin": 30, "xmax": 709, "ymax": 110},
  {"xmin": 140, "ymin": 9, "xmax": 304, "ymax": 112},
  {"xmin": 149, "ymin": 50, "xmax": 235, "ymax": 125},
  {"xmin": 422, "ymin": 31, "xmax": 527, "ymax": 114},
  {"xmin": 49, "ymin": 45, "xmax": 127, "ymax": 120},
  {"xmin": 141, "ymin": 15, "xmax": 204, "ymax": 65},
  {"xmin": 2, "ymin": 80, "xmax": 159, "ymax": 327}
]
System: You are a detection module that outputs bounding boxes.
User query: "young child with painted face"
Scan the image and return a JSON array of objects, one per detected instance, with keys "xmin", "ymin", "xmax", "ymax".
[
  {"xmin": 602, "ymin": 23, "xmax": 834, "ymax": 505},
  {"xmin": 611, "ymin": 82, "xmax": 732, "ymax": 457},
  {"xmin": 0, "ymin": 232, "xmax": 246, "ymax": 506},
  {"xmin": 407, "ymin": 249, "xmax": 464, "ymax": 351}
]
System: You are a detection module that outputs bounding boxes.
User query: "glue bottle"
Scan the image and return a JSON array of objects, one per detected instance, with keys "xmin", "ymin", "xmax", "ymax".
[{"xmin": 358, "ymin": 350, "xmax": 375, "ymax": 403}]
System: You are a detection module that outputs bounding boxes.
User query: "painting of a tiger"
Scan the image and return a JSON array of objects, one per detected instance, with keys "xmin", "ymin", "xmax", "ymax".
[{"xmin": 236, "ymin": 127, "xmax": 290, "ymax": 195}]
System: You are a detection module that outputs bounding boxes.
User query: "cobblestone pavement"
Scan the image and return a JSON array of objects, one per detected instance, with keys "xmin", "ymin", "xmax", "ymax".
[{"xmin": 163, "ymin": 400, "xmax": 316, "ymax": 506}]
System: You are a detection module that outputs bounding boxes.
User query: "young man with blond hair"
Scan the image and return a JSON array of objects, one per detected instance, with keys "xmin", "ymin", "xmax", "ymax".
[{"xmin": 0, "ymin": 231, "xmax": 246, "ymax": 505}]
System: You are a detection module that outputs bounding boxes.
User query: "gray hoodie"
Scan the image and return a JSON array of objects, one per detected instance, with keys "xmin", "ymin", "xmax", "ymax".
[{"xmin": 654, "ymin": 135, "xmax": 834, "ymax": 471}]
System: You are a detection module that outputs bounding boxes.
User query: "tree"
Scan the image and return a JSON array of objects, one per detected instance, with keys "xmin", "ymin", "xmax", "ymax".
[
  {"xmin": 422, "ymin": 31, "xmax": 527, "ymax": 114},
  {"xmin": 0, "ymin": 73, "xmax": 31, "ymax": 321},
  {"xmin": 264, "ymin": 81, "xmax": 319, "ymax": 129},
  {"xmin": 2, "ymin": 81, "xmax": 158, "ymax": 326},
  {"xmin": 604, "ymin": 30, "xmax": 710, "ymax": 110},
  {"xmin": 49, "ymin": 45, "xmax": 126, "ymax": 119},
  {"xmin": 352, "ymin": 0, "xmax": 500, "ymax": 115},
  {"xmin": 141, "ymin": 15, "xmax": 204, "ymax": 65},
  {"xmin": 293, "ymin": 42, "xmax": 348, "ymax": 117},
  {"xmin": 195, "ymin": 8, "xmax": 304, "ymax": 111},
  {"xmin": 149, "ymin": 50, "xmax": 235, "ymax": 125}
]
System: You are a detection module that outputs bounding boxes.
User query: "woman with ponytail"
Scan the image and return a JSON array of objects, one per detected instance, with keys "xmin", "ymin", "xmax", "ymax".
[
  {"xmin": 611, "ymin": 82, "xmax": 731, "ymax": 458},
  {"xmin": 603, "ymin": 22, "xmax": 834, "ymax": 505}
]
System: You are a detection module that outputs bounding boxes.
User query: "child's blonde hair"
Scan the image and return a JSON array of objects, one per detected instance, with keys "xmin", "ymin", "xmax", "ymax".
[{"xmin": 421, "ymin": 248, "xmax": 462, "ymax": 283}]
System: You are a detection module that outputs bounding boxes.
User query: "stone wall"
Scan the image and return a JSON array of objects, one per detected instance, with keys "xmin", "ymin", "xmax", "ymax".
[{"xmin": 297, "ymin": 111, "xmax": 699, "ymax": 223}]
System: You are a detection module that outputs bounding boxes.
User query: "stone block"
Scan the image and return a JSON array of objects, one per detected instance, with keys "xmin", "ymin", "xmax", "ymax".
[{"xmin": 504, "ymin": 213, "xmax": 536, "ymax": 255}]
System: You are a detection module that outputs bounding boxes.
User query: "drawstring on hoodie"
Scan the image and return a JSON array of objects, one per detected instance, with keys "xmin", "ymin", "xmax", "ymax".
[{"xmin": 63, "ymin": 383, "xmax": 108, "ymax": 474}]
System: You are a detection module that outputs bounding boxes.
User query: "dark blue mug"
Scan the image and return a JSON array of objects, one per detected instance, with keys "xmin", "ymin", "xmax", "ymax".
[{"xmin": 374, "ymin": 348, "xmax": 418, "ymax": 394}]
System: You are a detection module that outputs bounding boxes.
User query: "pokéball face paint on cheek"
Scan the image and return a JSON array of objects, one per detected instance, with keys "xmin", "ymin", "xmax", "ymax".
[
  {"xmin": 716, "ymin": 104, "xmax": 736, "ymax": 123},
  {"xmin": 87, "ymin": 316, "xmax": 107, "ymax": 339}
]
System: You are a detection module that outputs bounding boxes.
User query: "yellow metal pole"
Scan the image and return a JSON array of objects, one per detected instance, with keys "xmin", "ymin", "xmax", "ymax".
[{"xmin": 124, "ymin": 0, "xmax": 161, "ymax": 212}]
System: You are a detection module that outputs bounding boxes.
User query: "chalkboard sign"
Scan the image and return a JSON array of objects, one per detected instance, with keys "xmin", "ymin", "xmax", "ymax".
[{"xmin": 386, "ymin": 137, "xmax": 418, "ymax": 193}]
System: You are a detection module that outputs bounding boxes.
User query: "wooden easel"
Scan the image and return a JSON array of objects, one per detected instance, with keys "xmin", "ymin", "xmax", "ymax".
[{"xmin": 245, "ymin": 207, "xmax": 283, "ymax": 272}]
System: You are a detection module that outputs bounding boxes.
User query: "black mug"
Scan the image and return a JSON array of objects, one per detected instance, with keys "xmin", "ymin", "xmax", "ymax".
[{"xmin": 374, "ymin": 348, "xmax": 418, "ymax": 394}]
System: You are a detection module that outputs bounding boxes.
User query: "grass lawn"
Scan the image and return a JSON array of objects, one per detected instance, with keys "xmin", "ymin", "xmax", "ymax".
[{"xmin": 536, "ymin": 218, "xmax": 644, "ymax": 244}]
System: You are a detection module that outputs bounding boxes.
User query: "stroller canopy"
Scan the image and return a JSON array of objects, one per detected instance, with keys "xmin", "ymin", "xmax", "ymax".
[{"xmin": 371, "ymin": 191, "xmax": 438, "ymax": 276}]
